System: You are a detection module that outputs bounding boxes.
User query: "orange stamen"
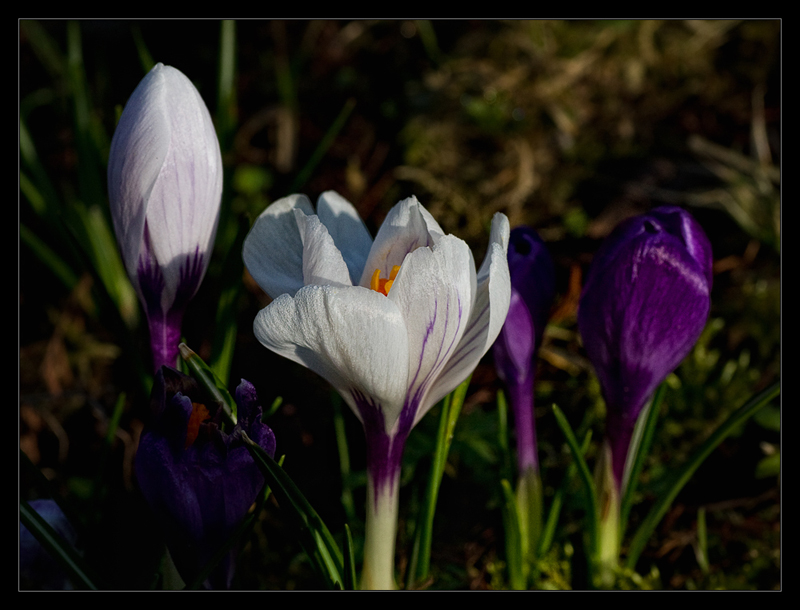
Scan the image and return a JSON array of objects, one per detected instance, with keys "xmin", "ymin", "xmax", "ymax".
[{"xmin": 369, "ymin": 265, "xmax": 401, "ymax": 296}]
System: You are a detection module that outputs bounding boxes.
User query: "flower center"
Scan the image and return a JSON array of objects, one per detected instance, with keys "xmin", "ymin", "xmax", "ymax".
[{"xmin": 370, "ymin": 265, "xmax": 401, "ymax": 296}]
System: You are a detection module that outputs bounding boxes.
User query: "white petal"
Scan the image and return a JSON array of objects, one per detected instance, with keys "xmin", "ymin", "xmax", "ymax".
[
  {"xmin": 243, "ymin": 194, "xmax": 314, "ymax": 298},
  {"xmin": 316, "ymin": 191, "xmax": 373, "ymax": 285},
  {"xmin": 425, "ymin": 213, "xmax": 511, "ymax": 413},
  {"xmin": 358, "ymin": 196, "xmax": 441, "ymax": 287},
  {"xmin": 253, "ymin": 285, "xmax": 410, "ymax": 432},
  {"xmin": 294, "ymin": 209, "xmax": 353, "ymax": 288},
  {"xmin": 108, "ymin": 63, "xmax": 222, "ymax": 306},
  {"xmin": 388, "ymin": 234, "xmax": 477, "ymax": 426}
]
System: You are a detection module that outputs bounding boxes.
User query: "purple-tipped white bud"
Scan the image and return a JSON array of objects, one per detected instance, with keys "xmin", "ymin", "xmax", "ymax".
[{"xmin": 108, "ymin": 63, "xmax": 223, "ymax": 371}]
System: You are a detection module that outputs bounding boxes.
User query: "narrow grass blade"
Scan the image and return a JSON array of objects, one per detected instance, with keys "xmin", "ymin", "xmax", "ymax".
[
  {"xmin": 551, "ymin": 403, "xmax": 599, "ymax": 579},
  {"xmin": 538, "ymin": 429, "xmax": 592, "ymax": 557},
  {"xmin": 407, "ymin": 375, "xmax": 470, "ymax": 588},
  {"xmin": 179, "ymin": 343, "xmax": 237, "ymax": 426},
  {"xmin": 209, "ymin": 217, "xmax": 248, "ymax": 386},
  {"xmin": 625, "ymin": 380, "xmax": 780, "ymax": 570},
  {"xmin": 496, "ymin": 389, "xmax": 514, "ymax": 483},
  {"xmin": 343, "ymin": 524, "xmax": 358, "ymax": 591},
  {"xmin": 242, "ymin": 437, "xmax": 345, "ymax": 589},
  {"xmin": 20, "ymin": 500, "xmax": 102, "ymax": 590},
  {"xmin": 20, "ymin": 222, "xmax": 80, "ymax": 291},
  {"xmin": 332, "ymin": 393, "xmax": 356, "ymax": 526},
  {"xmin": 290, "ymin": 98, "xmax": 356, "ymax": 192},
  {"xmin": 619, "ymin": 383, "xmax": 666, "ymax": 540},
  {"xmin": 501, "ymin": 478, "xmax": 526, "ymax": 589}
]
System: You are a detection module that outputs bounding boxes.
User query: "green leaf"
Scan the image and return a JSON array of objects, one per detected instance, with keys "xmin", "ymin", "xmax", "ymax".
[
  {"xmin": 625, "ymin": 380, "xmax": 780, "ymax": 570},
  {"xmin": 20, "ymin": 500, "xmax": 102, "ymax": 590},
  {"xmin": 343, "ymin": 524, "xmax": 358, "ymax": 591},
  {"xmin": 552, "ymin": 403, "xmax": 599, "ymax": 580},
  {"xmin": 501, "ymin": 479, "xmax": 526, "ymax": 589},
  {"xmin": 242, "ymin": 438, "xmax": 345, "ymax": 590},
  {"xmin": 407, "ymin": 375, "xmax": 470, "ymax": 588},
  {"xmin": 620, "ymin": 383, "xmax": 666, "ymax": 540},
  {"xmin": 179, "ymin": 343, "xmax": 238, "ymax": 426},
  {"xmin": 539, "ymin": 429, "xmax": 592, "ymax": 557}
]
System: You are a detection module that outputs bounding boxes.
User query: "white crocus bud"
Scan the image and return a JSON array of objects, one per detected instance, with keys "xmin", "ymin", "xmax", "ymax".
[{"xmin": 108, "ymin": 63, "xmax": 223, "ymax": 370}]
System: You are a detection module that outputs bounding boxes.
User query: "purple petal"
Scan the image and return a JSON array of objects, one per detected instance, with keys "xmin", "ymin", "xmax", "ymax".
[
  {"xmin": 578, "ymin": 206, "xmax": 712, "ymax": 486},
  {"xmin": 135, "ymin": 367, "xmax": 276, "ymax": 588},
  {"xmin": 506, "ymin": 227, "xmax": 555, "ymax": 351}
]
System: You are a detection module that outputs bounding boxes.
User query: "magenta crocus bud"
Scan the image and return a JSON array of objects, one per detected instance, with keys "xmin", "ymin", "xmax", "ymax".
[
  {"xmin": 135, "ymin": 367, "xmax": 276, "ymax": 589},
  {"xmin": 493, "ymin": 227, "xmax": 555, "ymax": 473},
  {"xmin": 108, "ymin": 63, "xmax": 223, "ymax": 371},
  {"xmin": 578, "ymin": 206, "xmax": 712, "ymax": 490}
]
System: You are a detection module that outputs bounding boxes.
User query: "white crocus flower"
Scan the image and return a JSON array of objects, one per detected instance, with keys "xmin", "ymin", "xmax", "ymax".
[
  {"xmin": 244, "ymin": 191, "xmax": 510, "ymax": 589},
  {"xmin": 108, "ymin": 63, "xmax": 222, "ymax": 371}
]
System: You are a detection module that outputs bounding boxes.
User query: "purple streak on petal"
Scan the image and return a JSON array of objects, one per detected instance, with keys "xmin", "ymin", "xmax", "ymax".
[
  {"xmin": 137, "ymin": 228, "xmax": 166, "ymax": 317},
  {"xmin": 137, "ymin": 241, "xmax": 207, "ymax": 371},
  {"xmin": 404, "ymin": 292, "xmax": 465, "ymax": 427},
  {"xmin": 136, "ymin": 367, "xmax": 276, "ymax": 588},
  {"xmin": 172, "ymin": 246, "xmax": 206, "ymax": 312},
  {"xmin": 578, "ymin": 206, "xmax": 712, "ymax": 488},
  {"xmin": 443, "ymin": 298, "xmax": 490, "ymax": 374}
]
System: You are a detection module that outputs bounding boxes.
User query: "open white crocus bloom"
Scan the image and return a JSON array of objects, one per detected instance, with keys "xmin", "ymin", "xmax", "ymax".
[{"xmin": 244, "ymin": 191, "xmax": 510, "ymax": 589}]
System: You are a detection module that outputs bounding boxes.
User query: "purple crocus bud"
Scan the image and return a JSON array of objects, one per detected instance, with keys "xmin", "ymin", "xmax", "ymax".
[
  {"xmin": 493, "ymin": 227, "xmax": 555, "ymax": 473},
  {"xmin": 108, "ymin": 63, "xmax": 223, "ymax": 371},
  {"xmin": 578, "ymin": 206, "xmax": 712, "ymax": 489},
  {"xmin": 135, "ymin": 367, "xmax": 276, "ymax": 589}
]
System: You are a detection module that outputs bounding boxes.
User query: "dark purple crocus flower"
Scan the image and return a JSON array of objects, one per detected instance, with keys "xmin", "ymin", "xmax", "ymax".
[
  {"xmin": 578, "ymin": 206, "xmax": 712, "ymax": 490},
  {"xmin": 493, "ymin": 227, "xmax": 555, "ymax": 473},
  {"xmin": 108, "ymin": 64, "xmax": 223, "ymax": 371},
  {"xmin": 135, "ymin": 367, "xmax": 276, "ymax": 589}
]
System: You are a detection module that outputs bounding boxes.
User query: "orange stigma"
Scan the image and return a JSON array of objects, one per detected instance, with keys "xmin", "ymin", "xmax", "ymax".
[
  {"xmin": 370, "ymin": 265, "xmax": 401, "ymax": 296},
  {"xmin": 185, "ymin": 402, "xmax": 210, "ymax": 449}
]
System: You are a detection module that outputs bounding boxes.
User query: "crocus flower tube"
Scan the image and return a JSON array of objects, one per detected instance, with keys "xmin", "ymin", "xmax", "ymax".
[
  {"xmin": 243, "ymin": 191, "xmax": 511, "ymax": 589},
  {"xmin": 135, "ymin": 366, "xmax": 276, "ymax": 589},
  {"xmin": 492, "ymin": 227, "xmax": 554, "ymax": 574},
  {"xmin": 108, "ymin": 63, "xmax": 223, "ymax": 371},
  {"xmin": 578, "ymin": 206, "xmax": 713, "ymax": 492},
  {"xmin": 493, "ymin": 227, "xmax": 555, "ymax": 475}
]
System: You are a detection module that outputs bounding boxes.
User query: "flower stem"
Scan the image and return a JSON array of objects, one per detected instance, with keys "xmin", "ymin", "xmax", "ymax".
[
  {"xmin": 594, "ymin": 441, "xmax": 621, "ymax": 588},
  {"xmin": 361, "ymin": 469, "xmax": 400, "ymax": 590},
  {"xmin": 516, "ymin": 464, "xmax": 543, "ymax": 574}
]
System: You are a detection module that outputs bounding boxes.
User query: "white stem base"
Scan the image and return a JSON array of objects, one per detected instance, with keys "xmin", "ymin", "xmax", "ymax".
[{"xmin": 361, "ymin": 473, "xmax": 400, "ymax": 590}]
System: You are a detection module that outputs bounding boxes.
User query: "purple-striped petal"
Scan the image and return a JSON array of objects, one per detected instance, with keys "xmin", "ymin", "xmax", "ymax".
[{"xmin": 108, "ymin": 63, "xmax": 222, "ymax": 370}]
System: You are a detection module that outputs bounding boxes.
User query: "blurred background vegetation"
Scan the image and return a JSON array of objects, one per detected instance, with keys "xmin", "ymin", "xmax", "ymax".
[{"xmin": 19, "ymin": 20, "xmax": 779, "ymax": 589}]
